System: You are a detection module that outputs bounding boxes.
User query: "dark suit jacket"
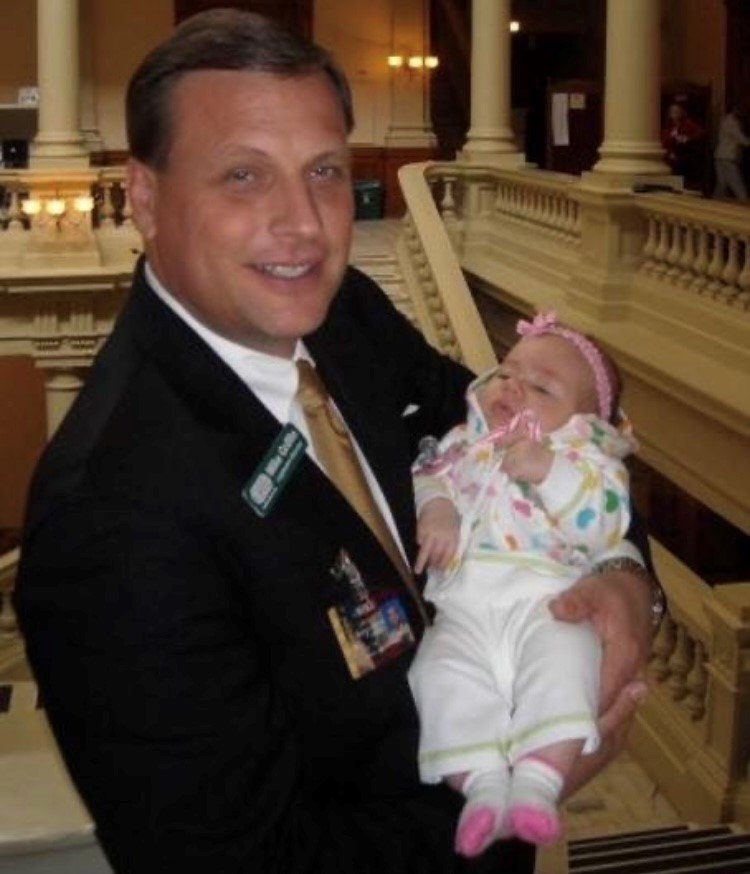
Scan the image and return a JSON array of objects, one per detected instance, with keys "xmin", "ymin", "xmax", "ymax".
[{"xmin": 16, "ymin": 260, "xmax": 535, "ymax": 874}]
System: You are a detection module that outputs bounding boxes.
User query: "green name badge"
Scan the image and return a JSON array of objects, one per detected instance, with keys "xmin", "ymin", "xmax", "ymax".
[{"xmin": 242, "ymin": 424, "xmax": 308, "ymax": 518}]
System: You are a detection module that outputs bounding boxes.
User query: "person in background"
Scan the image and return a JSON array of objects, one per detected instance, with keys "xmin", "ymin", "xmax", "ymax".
[
  {"xmin": 714, "ymin": 107, "xmax": 750, "ymax": 201},
  {"xmin": 661, "ymin": 102, "xmax": 705, "ymax": 184},
  {"xmin": 14, "ymin": 10, "xmax": 656, "ymax": 874}
]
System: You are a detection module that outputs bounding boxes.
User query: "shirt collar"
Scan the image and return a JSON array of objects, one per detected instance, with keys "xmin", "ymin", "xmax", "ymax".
[{"xmin": 144, "ymin": 260, "xmax": 307, "ymax": 421}]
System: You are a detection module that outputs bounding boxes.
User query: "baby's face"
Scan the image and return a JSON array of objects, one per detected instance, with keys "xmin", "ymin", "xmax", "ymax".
[{"xmin": 478, "ymin": 334, "xmax": 597, "ymax": 433}]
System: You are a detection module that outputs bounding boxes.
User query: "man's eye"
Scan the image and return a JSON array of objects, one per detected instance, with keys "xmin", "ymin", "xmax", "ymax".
[
  {"xmin": 227, "ymin": 168, "xmax": 257, "ymax": 184},
  {"xmin": 311, "ymin": 164, "xmax": 344, "ymax": 181}
]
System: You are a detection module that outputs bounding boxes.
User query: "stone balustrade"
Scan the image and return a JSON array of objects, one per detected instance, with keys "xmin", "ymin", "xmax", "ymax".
[{"xmin": 638, "ymin": 195, "xmax": 750, "ymax": 312}]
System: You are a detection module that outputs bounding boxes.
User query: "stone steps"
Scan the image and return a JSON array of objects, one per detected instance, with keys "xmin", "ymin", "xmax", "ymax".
[{"xmin": 568, "ymin": 824, "xmax": 750, "ymax": 874}]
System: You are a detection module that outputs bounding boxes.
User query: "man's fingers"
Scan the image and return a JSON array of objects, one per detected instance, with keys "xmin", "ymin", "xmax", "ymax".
[
  {"xmin": 599, "ymin": 638, "xmax": 643, "ymax": 712},
  {"xmin": 599, "ymin": 680, "xmax": 647, "ymax": 738},
  {"xmin": 549, "ymin": 587, "xmax": 591, "ymax": 623},
  {"xmin": 562, "ymin": 680, "xmax": 647, "ymax": 800},
  {"xmin": 414, "ymin": 542, "xmax": 430, "ymax": 575}
]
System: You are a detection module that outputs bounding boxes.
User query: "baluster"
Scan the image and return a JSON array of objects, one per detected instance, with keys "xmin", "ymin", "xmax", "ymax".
[
  {"xmin": 641, "ymin": 215, "xmax": 658, "ymax": 272},
  {"xmin": 665, "ymin": 220, "xmax": 683, "ymax": 281},
  {"xmin": 439, "ymin": 175, "xmax": 464, "ymax": 250},
  {"xmin": 572, "ymin": 200, "xmax": 582, "ymax": 238},
  {"xmin": 736, "ymin": 235, "xmax": 750, "ymax": 308},
  {"xmin": 99, "ymin": 182, "xmax": 116, "ymax": 227},
  {"xmin": 678, "ymin": 222, "xmax": 697, "ymax": 286},
  {"xmin": 120, "ymin": 182, "xmax": 133, "ymax": 226},
  {"xmin": 439, "ymin": 175, "xmax": 457, "ymax": 222},
  {"xmin": 651, "ymin": 217, "xmax": 670, "ymax": 277},
  {"xmin": 667, "ymin": 625, "xmax": 692, "ymax": 700},
  {"xmin": 684, "ymin": 641, "xmax": 707, "ymax": 720},
  {"xmin": 539, "ymin": 193, "xmax": 550, "ymax": 227},
  {"xmin": 559, "ymin": 198, "xmax": 573, "ymax": 239},
  {"xmin": 690, "ymin": 225, "xmax": 711, "ymax": 293},
  {"xmin": 705, "ymin": 230, "xmax": 727, "ymax": 297},
  {"xmin": 7, "ymin": 186, "xmax": 24, "ymax": 230},
  {"xmin": 650, "ymin": 613, "xmax": 676, "ymax": 681},
  {"xmin": 719, "ymin": 235, "xmax": 741, "ymax": 301}
]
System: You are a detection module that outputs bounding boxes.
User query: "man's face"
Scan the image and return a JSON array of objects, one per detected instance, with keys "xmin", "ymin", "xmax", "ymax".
[
  {"xmin": 478, "ymin": 335, "xmax": 597, "ymax": 434},
  {"xmin": 128, "ymin": 69, "xmax": 354, "ymax": 357}
]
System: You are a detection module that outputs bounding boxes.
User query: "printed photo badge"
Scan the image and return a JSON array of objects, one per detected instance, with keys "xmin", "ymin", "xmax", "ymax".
[{"xmin": 327, "ymin": 549, "xmax": 415, "ymax": 680}]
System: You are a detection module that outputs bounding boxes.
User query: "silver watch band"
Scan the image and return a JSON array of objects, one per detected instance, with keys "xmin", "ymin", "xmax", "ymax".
[{"xmin": 591, "ymin": 556, "xmax": 666, "ymax": 628}]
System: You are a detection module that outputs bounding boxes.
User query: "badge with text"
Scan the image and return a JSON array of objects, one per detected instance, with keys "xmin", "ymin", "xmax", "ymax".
[
  {"xmin": 241, "ymin": 424, "xmax": 308, "ymax": 518},
  {"xmin": 327, "ymin": 549, "xmax": 415, "ymax": 680}
]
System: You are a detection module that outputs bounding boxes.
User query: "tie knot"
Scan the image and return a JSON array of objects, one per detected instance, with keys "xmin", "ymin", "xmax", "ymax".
[{"xmin": 296, "ymin": 359, "xmax": 329, "ymax": 412}]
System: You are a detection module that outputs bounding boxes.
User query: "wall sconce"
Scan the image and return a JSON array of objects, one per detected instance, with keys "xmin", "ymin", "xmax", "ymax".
[
  {"xmin": 388, "ymin": 54, "xmax": 439, "ymax": 72},
  {"xmin": 510, "ymin": 20, "xmax": 521, "ymax": 33},
  {"xmin": 21, "ymin": 193, "xmax": 94, "ymax": 231}
]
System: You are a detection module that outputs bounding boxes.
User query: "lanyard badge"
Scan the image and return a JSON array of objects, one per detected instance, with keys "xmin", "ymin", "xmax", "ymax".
[{"xmin": 241, "ymin": 424, "xmax": 308, "ymax": 518}]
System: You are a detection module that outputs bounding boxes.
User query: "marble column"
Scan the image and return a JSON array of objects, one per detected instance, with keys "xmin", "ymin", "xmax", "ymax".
[
  {"xmin": 30, "ymin": 0, "xmax": 89, "ymax": 169},
  {"xmin": 592, "ymin": 0, "xmax": 671, "ymax": 179},
  {"xmin": 462, "ymin": 0, "xmax": 523, "ymax": 165}
]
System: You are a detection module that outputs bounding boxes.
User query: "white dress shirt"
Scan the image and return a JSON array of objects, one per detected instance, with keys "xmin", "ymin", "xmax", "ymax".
[{"xmin": 145, "ymin": 261, "xmax": 409, "ymax": 560}]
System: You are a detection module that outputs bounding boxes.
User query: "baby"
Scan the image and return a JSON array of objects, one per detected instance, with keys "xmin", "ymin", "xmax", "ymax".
[{"xmin": 408, "ymin": 312, "xmax": 638, "ymax": 856}]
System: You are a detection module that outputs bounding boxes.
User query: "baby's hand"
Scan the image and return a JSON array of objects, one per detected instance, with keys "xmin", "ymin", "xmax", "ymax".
[
  {"xmin": 501, "ymin": 438, "xmax": 554, "ymax": 484},
  {"xmin": 415, "ymin": 497, "xmax": 461, "ymax": 574}
]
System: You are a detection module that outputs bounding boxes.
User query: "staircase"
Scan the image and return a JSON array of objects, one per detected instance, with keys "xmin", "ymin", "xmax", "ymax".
[
  {"xmin": 568, "ymin": 824, "xmax": 750, "ymax": 873},
  {"xmin": 350, "ymin": 219, "xmax": 418, "ymax": 324}
]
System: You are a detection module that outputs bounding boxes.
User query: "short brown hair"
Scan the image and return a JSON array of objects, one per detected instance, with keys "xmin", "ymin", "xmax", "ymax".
[{"xmin": 126, "ymin": 8, "xmax": 354, "ymax": 170}]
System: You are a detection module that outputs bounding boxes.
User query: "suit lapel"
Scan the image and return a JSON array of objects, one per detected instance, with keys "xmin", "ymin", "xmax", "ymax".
[{"xmin": 125, "ymin": 262, "xmax": 412, "ymax": 572}]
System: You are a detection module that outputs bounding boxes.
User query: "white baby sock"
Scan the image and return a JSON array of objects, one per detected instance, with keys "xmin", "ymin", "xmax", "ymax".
[{"xmin": 454, "ymin": 768, "xmax": 510, "ymax": 858}]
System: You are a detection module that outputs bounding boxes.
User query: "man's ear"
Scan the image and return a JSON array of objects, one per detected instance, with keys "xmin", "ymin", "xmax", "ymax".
[{"xmin": 126, "ymin": 158, "xmax": 158, "ymax": 241}]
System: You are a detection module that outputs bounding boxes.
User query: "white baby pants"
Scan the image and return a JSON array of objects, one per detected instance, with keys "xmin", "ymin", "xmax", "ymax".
[{"xmin": 409, "ymin": 592, "xmax": 601, "ymax": 783}]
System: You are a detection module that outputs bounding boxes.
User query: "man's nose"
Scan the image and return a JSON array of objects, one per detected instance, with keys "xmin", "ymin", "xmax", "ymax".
[{"xmin": 269, "ymin": 177, "xmax": 323, "ymax": 239}]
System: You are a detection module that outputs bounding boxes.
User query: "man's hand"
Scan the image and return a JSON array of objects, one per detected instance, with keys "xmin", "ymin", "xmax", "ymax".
[
  {"xmin": 550, "ymin": 568, "xmax": 654, "ymax": 794},
  {"xmin": 415, "ymin": 498, "xmax": 461, "ymax": 574},
  {"xmin": 562, "ymin": 679, "xmax": 647, "ymax": 799},
  {"xmin": 550, "ymin": 568, "xmax": 653, "ymax": 711}
]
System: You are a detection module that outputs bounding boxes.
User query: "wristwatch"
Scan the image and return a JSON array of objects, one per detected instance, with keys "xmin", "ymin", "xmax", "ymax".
[{"xmin": 592, "ymin": 556, "xmax": 666, "ymax": 629}]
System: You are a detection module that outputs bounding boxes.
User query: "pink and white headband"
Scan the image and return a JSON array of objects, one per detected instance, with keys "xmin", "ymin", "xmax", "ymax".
[{"xmin": 516, "ymin": 311, "xmax": 614, "ymax": 421}]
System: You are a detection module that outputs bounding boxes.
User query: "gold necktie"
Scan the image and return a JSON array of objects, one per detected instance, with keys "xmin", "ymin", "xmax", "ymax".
[{"xmin": 296, "ymin": 360, "xmax": 427, "ymax": 623}]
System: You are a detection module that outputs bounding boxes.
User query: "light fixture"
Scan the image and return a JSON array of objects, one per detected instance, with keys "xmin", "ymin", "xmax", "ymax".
[
  {"xmin": 21, "ymin": 192, "xmax": 95, "ymax": 231},
  {"xmin": 388, "ymin": 54, "xmax": 439, "ymax": 73},
  {"xmin": 510, "ymin": 20, "xmax": 521, "ymax": 33}
]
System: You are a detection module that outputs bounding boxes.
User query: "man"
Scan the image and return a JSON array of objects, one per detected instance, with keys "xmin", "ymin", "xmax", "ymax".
[{"xmin": 15, "ymin": 10, "xmax": 654, "ymax": 873}]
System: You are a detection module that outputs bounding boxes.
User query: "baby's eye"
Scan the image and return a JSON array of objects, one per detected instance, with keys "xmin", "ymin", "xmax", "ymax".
[{"xmin": 531, "ymin": 383, "xmax": 551, "ymax": 395}]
